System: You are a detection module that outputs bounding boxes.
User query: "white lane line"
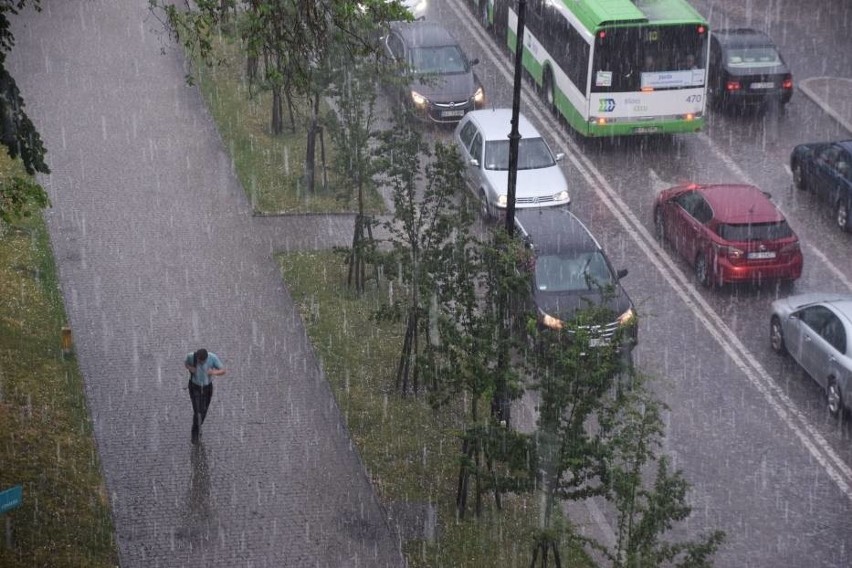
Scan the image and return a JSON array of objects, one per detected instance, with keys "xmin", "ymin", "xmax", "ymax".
[{"xmin": 446, "ymin": 0, "xmax": 852, "ymax": 500}]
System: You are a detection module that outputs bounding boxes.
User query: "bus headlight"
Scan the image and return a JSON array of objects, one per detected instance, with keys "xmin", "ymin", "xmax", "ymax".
[
  {"xmin": 411, "ymin": 91, "xmax": 428, "ymax": 106},
  {"xmin": 473, "ymin": 86, "xmax": 485, "ymax": 104}
]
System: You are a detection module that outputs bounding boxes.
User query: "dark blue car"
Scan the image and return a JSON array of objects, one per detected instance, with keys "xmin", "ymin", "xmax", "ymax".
[{"xmin": 791, "ymin": 140, "xmax": 852, "ymax": 232}]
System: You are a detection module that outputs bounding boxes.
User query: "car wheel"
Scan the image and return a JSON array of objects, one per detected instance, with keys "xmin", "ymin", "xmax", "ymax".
[
  {"xmin": 792, "ymin": 162, "xmax": 806, "ymax": 191},
  {"xmin": 769, "ymin": 316, "xmax": 787, "ymax": 355},
  {"xmin": 694, "ymin": 253, "xmax": 712, "ymax": 288},
  {"xmin": 653, "ymin": 207, "xmax": 665, "ymax": 241},
  {"xmin": 827, "ymin": 380, "xmax": 843, "ymax": 419},
  {"xmin": 836, "ymin": 199, "xmax": 850, "ymax": 232},
  {"xmin": 542, "ymin": 68, "xmax": 556, "ymax": 114},
  {"xmin": 479, "ymin": 189, "xmax": 493, "ymax": 222},
  {"xmin": 479, "ymin": 0, "xmax": 490, "ymax": 29}
]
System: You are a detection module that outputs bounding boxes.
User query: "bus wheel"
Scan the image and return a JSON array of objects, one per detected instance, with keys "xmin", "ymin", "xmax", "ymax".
[{"xmin": 542, "ymin": 68, "xmax": 555, "ymax": 114}]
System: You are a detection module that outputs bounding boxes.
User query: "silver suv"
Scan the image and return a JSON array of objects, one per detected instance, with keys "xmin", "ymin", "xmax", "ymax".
[{"xmin": 453, "ymin": 109, "xmax": 570, "ymax": 220}]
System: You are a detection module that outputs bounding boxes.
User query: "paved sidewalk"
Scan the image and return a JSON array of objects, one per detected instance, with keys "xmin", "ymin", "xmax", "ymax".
[
  {"xmin": 799, "ymin": 76, "xmax": 852, "ymax": 135},
  {"xmin": 10, "ymin": 1, "xmax": 404, "ymax": 566}
]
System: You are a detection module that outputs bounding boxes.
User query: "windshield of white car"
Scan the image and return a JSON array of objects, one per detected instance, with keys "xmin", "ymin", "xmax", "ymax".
[
  {"xmin": 484, "ymin": 138, "xmax": 555, "ymax": 171},
  {"xmin": 535, "ymin": 251, "xmax": 613, "ymax": 292},
  {"xmin": 409, "ymin": 46, "xmax": 468, "ymax": 75}
]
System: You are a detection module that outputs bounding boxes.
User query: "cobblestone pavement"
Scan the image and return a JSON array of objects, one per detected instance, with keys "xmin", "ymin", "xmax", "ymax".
[{"xmin": 10, "ymin": 1, "xmax": 404, "ymax": 566}]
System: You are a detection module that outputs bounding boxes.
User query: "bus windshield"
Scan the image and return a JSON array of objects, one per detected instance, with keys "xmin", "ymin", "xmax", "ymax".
[{"xmin": 591, "ymin": 25, "xmax": 707, "ymax": 92}]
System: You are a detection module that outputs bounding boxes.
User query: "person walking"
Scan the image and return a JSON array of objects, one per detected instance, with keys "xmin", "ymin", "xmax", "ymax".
[{"xmin": 184, "ymin": 348, "xmax": 226, "ymax": 443}]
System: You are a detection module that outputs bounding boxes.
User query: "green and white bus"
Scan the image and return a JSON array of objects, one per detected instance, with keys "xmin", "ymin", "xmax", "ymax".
[{"xmin": 501, "ymin": 0, "xmax": 709, "ymax": 137}]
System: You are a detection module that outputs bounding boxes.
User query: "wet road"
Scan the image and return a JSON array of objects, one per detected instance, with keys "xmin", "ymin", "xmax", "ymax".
[{"xmin": 425, "ymin": 0, "xmax": 852, "ymax": 565}]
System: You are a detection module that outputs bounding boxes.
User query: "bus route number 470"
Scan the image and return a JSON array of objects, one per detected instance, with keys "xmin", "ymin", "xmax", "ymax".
[{"xmin": 686, "ymin": 94, "xmax": 703, "ymax": 103}]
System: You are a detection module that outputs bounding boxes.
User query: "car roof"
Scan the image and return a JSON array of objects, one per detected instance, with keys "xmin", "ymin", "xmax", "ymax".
[
  {"xmin": 514, "ymin": 208, "xmax": 600, "ymax": 254},
  {"xmin": 696, "ymin": 184, "xmax": 785, "ymax": 224},
  {"xmin": 463, "ymin": 109, "xmax": 540, "ymax": 141},
  {"xmin": 713, "ymin": 28, "xmax": 776, "ymax": 48},
  {"xmin": 389, "ymin": 20, "xmax": 458, "ymax": 47},
  {"xmin": 832, "ymin": 300, "xmax": 852, "ymax": 324}
]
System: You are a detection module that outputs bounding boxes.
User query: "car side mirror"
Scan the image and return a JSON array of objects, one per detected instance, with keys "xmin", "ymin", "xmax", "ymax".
[
  {"xmin": 470, "ymin": 58, "xmax": 480, "ymax": 66},
  {"xmin": 616, "ymin": 268, "xmax": 628, "ymax": 280},
  {"xmin": 470, "ymin": 158, "xmax": 479, "ymax": 167},
  {"xmin": 555, "ymin": 152, "xmax": 565, "ymax": 162}
]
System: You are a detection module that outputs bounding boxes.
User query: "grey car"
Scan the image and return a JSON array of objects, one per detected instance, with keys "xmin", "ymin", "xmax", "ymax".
[
  {"xmin": 453, "ymin": 109, "xmax": 570, "ymax": 220},
  {"xmin": 770, "ymin": 293, "xmax": 852, "ymax": 417}
]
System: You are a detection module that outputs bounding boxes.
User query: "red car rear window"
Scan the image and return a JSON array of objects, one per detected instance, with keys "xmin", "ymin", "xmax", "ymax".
[{"xmin": 716, "ymin": 221, "xmax": 794, "ymax": 241}]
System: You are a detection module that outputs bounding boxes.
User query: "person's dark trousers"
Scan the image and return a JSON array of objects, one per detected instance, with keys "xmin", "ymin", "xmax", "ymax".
[{"xmin": 188, "ymin": 380, "xmax": 213, "ymax": 442}]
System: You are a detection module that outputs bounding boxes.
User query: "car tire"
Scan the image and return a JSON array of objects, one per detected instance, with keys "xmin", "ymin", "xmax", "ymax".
[
  {"xmin": 542, "ymin": 68, "xmax": 556, "ymax": 114},
  {"xmin": 694, "ymin": 253, "xmax": 712, "ymax": 288},
  {"xmin": 653, "ymin": 207, "xmax": 665, "ymax": 241},
  {"xmin": 479, "ymin": 0, "xmax": 490, "ymax": 29},
  {"xmin": 479, "ymin": 189, "xmax": 493, "ymax": 222},
  {"xmin": 836, "ymin": 199, "xmax": 850, "ymax": 232},
  {"xmin": 792, "ymin": 162, "xmax": 806, "ymax": 191},
  {"xmin": 827, "ymin": 379, "xmax": 843, "ymax": 419},
  {"xmin": 769, "ymin": 316, "xmax": 787, "ymax": 355}
]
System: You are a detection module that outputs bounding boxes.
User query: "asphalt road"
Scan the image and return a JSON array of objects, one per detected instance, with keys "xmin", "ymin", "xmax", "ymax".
[{"xmin": 423, "ymin": 0, "xmax": 852, "ymax": 565}]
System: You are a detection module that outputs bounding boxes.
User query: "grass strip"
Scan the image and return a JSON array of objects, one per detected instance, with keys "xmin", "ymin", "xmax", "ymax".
[{"xmin": 0, "ymin": 215, "xmax": 118, "ymax": 567}]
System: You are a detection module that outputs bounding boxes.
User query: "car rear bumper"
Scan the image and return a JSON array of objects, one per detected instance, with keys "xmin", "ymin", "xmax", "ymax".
[
  {"xmin": 716, "ymin": 255, "xmax": 803, "ymax": 283},
  {"xmin": 721, "ymin": 89, "xmax": 793, "ymax": 105}
]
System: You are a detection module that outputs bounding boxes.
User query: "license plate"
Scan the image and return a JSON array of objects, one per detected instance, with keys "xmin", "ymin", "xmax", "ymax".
[
  {"xmin": 441, "ymin": 109, "xmax": 465, "ymax": 118},
  {"xmin": 633, "ymin": 126, "xmax": 660, "ymax": 134},
  {"xmin": 747, "ymin": 251, "xmax": 776, "ymax": 259},
  {"xmin": 589, "ymin": 337, "xmax": 610, "ymax": 348},
  {"xmin": 751, "ymin": 82, "xmax": 774, "ymax": 89}
]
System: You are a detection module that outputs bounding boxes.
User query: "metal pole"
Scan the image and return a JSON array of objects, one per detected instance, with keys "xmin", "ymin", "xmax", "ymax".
[{"xmin": 504, "ymin": 0, "xmax": 527, "ymax": 237}]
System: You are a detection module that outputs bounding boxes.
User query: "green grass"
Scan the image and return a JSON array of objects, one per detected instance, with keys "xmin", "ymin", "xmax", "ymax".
[
  {"xmin": 0, "ymin": 215, "xmax": 118, "ymax": 567},
  {"xmin": 279, "ymin": 250, "xmax": 593, "ymax": 568},
  {"xmin": 193, "ymin": 33, "xmax": 386, "ymax": 215}
]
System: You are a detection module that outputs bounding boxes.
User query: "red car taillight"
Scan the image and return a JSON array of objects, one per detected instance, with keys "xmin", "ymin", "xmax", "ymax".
[
  {"xmin": 782, "ymin": 74, "xmax": 793, "ymax": 90},
  {"xmin": 780, "ymin": 241, "xmax": 801, "ymax": 255},
  {"xmin": 726, "ymin": 80, "xmax": 741, "ymax": 91},
  {"xmin": 713, "ymin": 242, "xmax": 744, "ymax": 260}
]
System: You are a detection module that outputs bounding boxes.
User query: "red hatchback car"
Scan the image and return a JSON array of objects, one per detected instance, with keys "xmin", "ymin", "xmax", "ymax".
[{"xmin": 653, "ymin": 183, "xmax": 803, "ymax": 287}]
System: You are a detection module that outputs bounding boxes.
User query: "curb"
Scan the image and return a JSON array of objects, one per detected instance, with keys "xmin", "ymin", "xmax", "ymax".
[{"xmin": 798, "ymin": 77, "xmax": 852, "ymax": 135}]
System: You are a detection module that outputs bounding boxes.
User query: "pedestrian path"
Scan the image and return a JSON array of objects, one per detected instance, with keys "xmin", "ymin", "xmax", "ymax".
[{"xmin": 10, "ymin": 1, "xmax": 404, "ymax": 566}]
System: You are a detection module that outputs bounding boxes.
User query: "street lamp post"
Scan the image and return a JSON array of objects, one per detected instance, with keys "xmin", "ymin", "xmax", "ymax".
[
  {"xmin": 504, "ymin": 0, "xmax": 528, "ymax": 238},
  {"xmin": 493, "ymin": 0, "xmax": 529, "ymax": 429}
]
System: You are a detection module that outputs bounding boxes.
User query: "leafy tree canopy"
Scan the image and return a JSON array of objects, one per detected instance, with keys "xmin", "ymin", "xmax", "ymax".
[{"xmin": 0, "ymin": 0, "xmax": 50, "ymax": 224}]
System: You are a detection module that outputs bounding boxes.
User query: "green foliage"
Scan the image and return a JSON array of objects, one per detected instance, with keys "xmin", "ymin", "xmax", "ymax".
[
  {"xmin": 0, "ymin": 214, "xmax": 117, "ymax": 567},
  {"xmin": 0, "ymin": 148, "xmax": 48, "ymax": 223}
]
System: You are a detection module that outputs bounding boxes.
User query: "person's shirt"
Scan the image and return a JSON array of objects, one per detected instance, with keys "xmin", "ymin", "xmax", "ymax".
[{"xmin": 185, "ymin": 352, "xmax": 223, "ymax": 387}]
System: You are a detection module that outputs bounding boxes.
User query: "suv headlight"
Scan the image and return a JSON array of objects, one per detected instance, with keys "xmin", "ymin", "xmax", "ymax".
[
  {"xmin": 411, "ymin": 91, "xmax": 428, "ymax": 106},
  {"xmin": 617, "ymin": 308, "xmax": 636, "ymax": 326},
  {"xmin": 474, "ymin": 86, "xmax": 485, "ymax": 104},
  {"xmin": 541, "ymin": 312, "xmax": 563, "ymax": 330}
]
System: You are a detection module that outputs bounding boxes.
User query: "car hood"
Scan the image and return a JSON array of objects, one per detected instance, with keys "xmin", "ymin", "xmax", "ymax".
[
  {"xmin": 483, "ymin": 165, "xmax": 568, "ymax": 198},
  {"xmin": 771, "ymin": 293, "xmax": 852, "ymax": 317},
  {"xmin": 535, "ymin": 284, "xmax": 633, "ymax": 323},
  {"xmin": 409, "ymin": 72, "xmax": 477, "ymax": 102}
]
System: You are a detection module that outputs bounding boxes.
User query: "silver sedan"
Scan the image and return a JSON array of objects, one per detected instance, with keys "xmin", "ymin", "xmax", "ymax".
[{"xmin": 770, "ymin": 293, "xmax": 852, "ymax": 417}]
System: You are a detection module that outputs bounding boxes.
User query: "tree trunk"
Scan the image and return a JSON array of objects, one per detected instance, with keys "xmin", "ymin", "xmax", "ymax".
[
  {"xmin": 271, "ymin": 86, "xmax": 283, "ymax": 135},
  {"xmin": 304, "ymin": 93, "xmax": 319, "ymax": 194}
]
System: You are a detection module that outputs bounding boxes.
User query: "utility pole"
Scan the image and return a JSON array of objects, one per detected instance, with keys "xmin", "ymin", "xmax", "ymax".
[
  {"xmin": 504, "ymin": 0, "xmax": 528, "ymax": 238},
  {"xmin": 493, "ymin": 0, "xmax": 529, "ymax": 428}
]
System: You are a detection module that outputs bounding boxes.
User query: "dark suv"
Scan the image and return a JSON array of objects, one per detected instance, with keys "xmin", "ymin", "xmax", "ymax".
[
  {"xmin": 514, "ymin": 208, "xmax": 637, "ymax": 350},
  {"xmin": 383, "ymin": 21, "xmax": 485, "ymax": 123},
  {"xmin": 709, "ymin": 28, "xmax": 793, "ymax": 109}
]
